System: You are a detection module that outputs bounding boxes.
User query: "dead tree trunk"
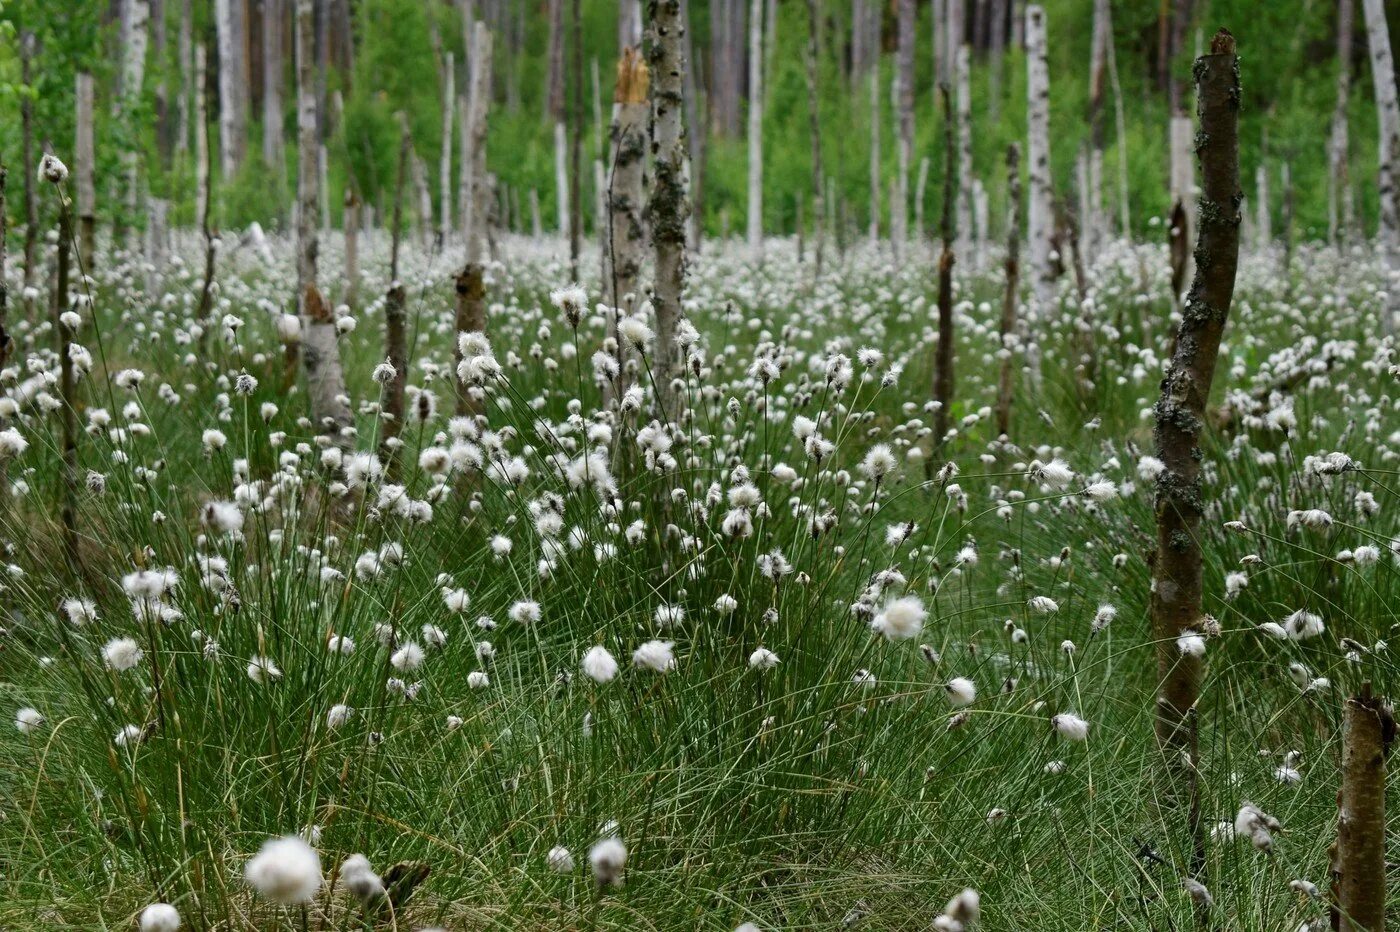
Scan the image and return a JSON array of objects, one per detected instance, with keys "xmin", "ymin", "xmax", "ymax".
[
  {"xmin": 1025, "ymin": 5, "xmax": 1052, "ymax": 385},
  {"xmin": 647, "ymin": 0, "xmax": 690, "ymax": 421},
  {"xmin": 1337, "ymin": 683, "xmax": 1389, "ymax": 932},
  {"xmin": 933, "ymin": 85, "xmax": 956, "ymax": 455},
  {"xmin": 804, "ymin": 0, "xmax": 825, "ymax": 276},
  {"xmin": 1330, "ymin": 0, "xmax": 1355, "ymax": 246},
  {"xmin": 53, "ymin": 199, "xmax": 79, "ymax": 570},
  {"xmin": 20, "ymin": 33, "xmax": 38, "ymax": 313},
  {"xmin": 1151, "ymin": 29, "xmax": 1241, "ymax": 882},
  {"xmin": 75, "ymin": 73, "xmax": 96, "ymax": 272},
  {"xmin": 263, "ymin": 0, "xmax": 285, "ymax": 170},
  {"xmin": 606, "ymin": 46, "xmax": 649, "ymax": 389},
  {"xmin": 439, "ymin": 51, "xmax": 455, "ymax": 242},
  {"xmin": 0, "ymin": 167, "xmax": 9, "ymax": 374},
  {"xmin": 747, "ymin": 0, "xmax": 765, "ymax": 262},
  {"xmin": 1107, "ymin": 20, "xmax": 1131, "ymax": 235},
  {"xmin": 1086, "ymin": 0, "xmax": 1110, "ymax": 258},
  {"xmin": 295, "ymin": 0, "xmax": 351, "ymax": 446},
  {"xmin": 381, "ymin": 115, "xmax": 412, "ymax": 480},
  {"xmin": 1363, "ymin": 0, "xmax": 1400, "ymax": 333},
  {"xmin": 996, "ymin": 144, "xmax": 1022, "ymax": 438},
  {"xmin": 569, "ymin": 0, "xmax": 584, "ymax": 279},
  {"xmin": 549, "ymin": 0, "xmax": 569, "ymax": 235},
  {"xmin": 195, "ymin": 44, "xmax": 217, "ymax": 343},
  {"xmin": 955, "ymin": 44, "xmax": 974, "ymax": 263},
  {"xmin": 455, "ymin": 21, "xmax": 493, "ymax": 417},
  {"xmin": 344, "ymin": 188, "xmax": 360, "ymax": 310},
  {"xmin": 868, "ymin": 67, "xmax": 881, "ymax": 243},
  {"xmin": 216, "ymin": 0, "xmax": 248, "ymax": 177},
  {"xmin": 893, "ymin": 0, "xmax": 914, "ymax": 259}
]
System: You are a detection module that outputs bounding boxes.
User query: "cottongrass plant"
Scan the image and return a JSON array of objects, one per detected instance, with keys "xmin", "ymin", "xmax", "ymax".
[{"xmin": 0, "ymin": 204, "xmax": 1395, "ymax": 929}]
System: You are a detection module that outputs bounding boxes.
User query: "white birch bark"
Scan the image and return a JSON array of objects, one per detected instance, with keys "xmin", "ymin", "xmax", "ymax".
[
  {"xmin": 608, "ymin": 48, "xmax": 649, "ymax": 312},
  {"xmin": 440, "ymin": 51, "xmax": 456, "ymax": 239},
  {"xmin": 1362, "ymin": 0, "xmax": 1400, "ymax": 331},
  {"xmin": 195, "ymin": 43, "xmax": 210, "ymax": 228},
  {"xmin": 894, "ymin": 0, "xmax": 914, "ymax": 259},
  {"xmin": 215, "ymin": 0, "xmax": 246, "ymax": 177},
  {"xmin": 649, "ymin": 0, "xmax": 690, "ymax": 418},
  {"xmin": 75, "ymin": 72, "xmax": 96, "ymax": 267},
  {"xmin": 868, "ymin": 67, "xmax": 881, "ymax": 243},
  {"xmin": 1255, "ymin": 163, "xmax": 1271, "ymax": 249},
  {"xmin": 1328, "ymin": 0, "xmax": 1353, "ymax": 245},
  {"xmin": 463, "ymin": 21, "xmax": 494, "ymax": 266},
  {"xmin": 554, "ymin": 121, "xmax": 570, "ymax": 234},
  {"xmin": 747, "ymin": 0, "xmax": 764, "ymax": 261},
  {"xmin": 956, "ymin": 43, "xmax": 973, "ymax": 262},
  {"xmin": 263, "ymin": 0, "xmax": 284, "ymax": 169},
  {"xmin": 1025, "ymin": 4, "xmax": 1054, "ymax": 320}
]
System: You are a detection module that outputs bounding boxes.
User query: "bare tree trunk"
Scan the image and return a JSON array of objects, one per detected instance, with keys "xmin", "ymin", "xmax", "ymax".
[
  {"xmin": 607, "ymin": 49, "xmax": 649, "ymax": 315},
  {"xmin": 75, "ymin": 73, "xmax": 96, "ymax": 272},
  {"xmin": 1337, "ymin": 683, "xmax": 1389, "ymax": 932},
  {"xmin": 647, "ymin": 0, "xmax": 689, "ymax": 420},
  {"xmin": 569, "ymin": 0, "xmax": 584, "ymax": 278},
  {"xmin": 1025, "ymin": 3, "xmax": 1053, "ymax": 388},
  {"xmin": 1107, "ymin": 23, "xmax": 1131, "ymax": 236},
  {"xmin": 380, "ymin": 115, "xmax": 411, "ymax": 480},
  {"xmin": 915, "ymin": 157, "xmax": 930, "ymax": 241},
  {"xmin": 1086, "ymin": 0, "xmax": 1110, "ymax": 258},
  {"xmin": 20, "ymin": 33, "xmax": 38, "ymax": 309},
  {"xmin": 996, "ymin": 144, "xmax": 1020, "ymax": 438},
  {"xmin": 804, "ymin": 0, "xmax": 825, "ymax": 276},
  {"xmin": 176, "ymin": 0, "xmax": 193, "ymax": 157},
  {"xmin": 216, "ymin": 0, "xmax": 248, "ymax": 178},
  {"xmin": 1151, "ymin": 29, "xmax": 1241, "ymax": 884},
  {"xmin": 747, "ymin": 0, "xmax": 764, "ymax": 261},
  {"xmin": 933, "ymin": 85, "xmax": 956, "ymax": 455},
  {"xmin": 1169, "ymin": 113, "xmax": 1194, "ymax": 284},
  {"xmin": 1328, "ymin": 0, "xmax": 1355, "ymax": 246},
  {"xmin": 680, "ymin": 0, "xmax": 705, "ymax": 254},
  {"xmin": 456, "ymin": 20, "xmax": 493, "ymax": 417},
  {"xmin": 988, "ymin": 0, "xmax": 1005, "ymax": 122},
  {"xmin": 263, "ymin": 0, "xmax": 284, "ymax": 170},
  {"xmin": 295, "ymin": 0, "xmax": 350, "ymax": 445},
  {"xmin": 868, "ymin": 67, "xmax": 881, "ymax": 243},
  {"xmin": 893, "ymin": 0, "xmax": 914, "ymax": 260},
  {"xmin": 51, "ymin": 202, "xmax": 80, "ymax": 570},
  {"xmin": 439, "ymin": 51, "xmax": 455, "ymax": 242},
  {"xmin": 0, "ymin": 168, "xmax": 9, "ymax": 375},
  {"xmin": 195, "ymin": 43, "xmax": 211, "ymax": 237},
  {"xmin": 955, "ymin": 44, "xmax": 973, "ymax": 262},
  {"xmin": 1363, "ymin": 0, "xmax": 1400, "ymax": 333},
  {"xmin": 344, "ymin": 188, "xmax": 360, "ymax": 309},
  {"xmin": 621, "ymin": 0, "xmax": 643, "ymax": 47}
]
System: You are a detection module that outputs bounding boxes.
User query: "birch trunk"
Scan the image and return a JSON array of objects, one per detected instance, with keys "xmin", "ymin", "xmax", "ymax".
[
  {"xmin": 1362, "ymin": 0, "xmax": 1400, "ymax": 333},
  {"xmin": 746, "ymin": 0, "xmax": 764, "ymax": 261},
  {"xmin": 456, "ymin": 21, "xmax": 493, "ymax": 416},
  {"xmin": 1255, "ymin": 163, "xmax": 1271, "ymax": 249},
  {"xmin": 932, "ymin": 85, "xmax": 956, "ymax": 455},
  {"xmin": 75, "ymin": 73, "xmax": 96, "ymax": 271},
  {"xmin": 1337, "ymin": 684, "xmax": 1389, "ymax": 932},
  {"xmin": 195, "ymin": 44, "xmax": 211, "ymax": 244},
  {"xmin": 440, "ymin": 52, "xmax": 455, "ymax": 242},
  {"xmin": 996, "ymin": 144, "xmax": 1022, "ymax": 438},
  {"xmin": 988, "ymin": 0, "xmax": 1005, "ymax": 121},
  {"xmin": 1328, "ymin": 0, "xmax": 1354, "ymax": 246},
  {"xmin": 1151, "ymin": 30, "xmax": 1241, "ymax": 881},
  {"xmin": 607, "ymin": 48, "xmax": 649, "ymax": 315},
  {"xmin": 263, "ymin": 0, "xmax": 284, "ymax": 169},
  {"xmin": 20, "ymin": 33, "xmax": 36, "ymax": 303},
  {"xmin": 216, "ymin": 0, "xmax": 248, "ymax": 177},
  {"xmin": 344, "ymin": 188, "xmax": 360, "ymax": 309},
  {"xmin": 804, "ymin": 0, "xmax": 825, "ymax": 275},
  {"xmin": 647, "ymin": 0, "xmax": 690, "ymax": 420},
  {"xmin": 894, "ymin": 0, "xmax": 915, "ymax": 259},
  {"xmin": 868, "ymin": 67, "xmax": 881, "ymax": 243},
  {"xmin": 1086, "ymin": 0, "xmax": 1110, "ymax": 257},
  {"xmin": 176, "ymin": 0, "xmax": 192, "ymax": 157},
  {"xmin": 53, "ymin": 203, "xmax": 79, "ymax": 569},
  {"xmin": 1107, "ymin": 22, "xmax": 1130, "ymax": 235},
  {"xmin": 955, "ymin": 44, "xmax": 973, "ymax": 263},
  {"xmin": 569, "ymin": 0, "xmax": 584, "ymax": 279},
  {"xmin": 1025, "ymin": 5, "xmax": 1054, "ymax": 323},
  {"xmin": 554, "ymin": 122, "xmax": 570, "ymax": 234},
  {"xmin": 295, "ymin": 0, "xmax": 351, "ymax": 445}
]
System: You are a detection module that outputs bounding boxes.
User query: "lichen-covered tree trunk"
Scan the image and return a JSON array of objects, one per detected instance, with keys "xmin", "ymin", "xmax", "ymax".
[
  {"xmin": 1362, "ymin": 0, "xmax": 1400, "ymax": 333},
  {"xmin": 746, "ymin": 0, "xmax": 765, "ymax": 262},
  {"xmin": 1337, "ymin": 684, "xmax": 1389, "ymax": 932},
  {"xmin": 647, "ymin": 0, "xmax": 690, "ymax": 421},
  {"xmin": 1151, "ymin": 29, "xmax": 1241, "ymax": 879},
  {"xmin": 295, "ymin": 0, "xmax": 351, "ymax": 446},
  {"xmin": 996, "ymin": 144, "xmax": 1021, "ymax": 439}
]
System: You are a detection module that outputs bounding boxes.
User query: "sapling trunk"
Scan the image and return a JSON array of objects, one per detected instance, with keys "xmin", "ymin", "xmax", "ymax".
[
  {"xmin": 1337, "ymin": 684, "xmax": 1390, "ymax": 932},
  {"xmin": 381, "ymin": 282, "xmax": 408, "ymax": 481},
  {"xmin": 344, "ymin": 189, "xmax": 360, "ymax": 311},
  {"xmin": 647, "ymin": 0, "xmax": 690, "ymax": 421},
  {"xmin": 996, "ymin": 144, "xmax": 1022, "ymax": 439},
  {"xmin": 53, "ymin": 203, "xmax": 79, "ymax": 571},
  {"xmin": 1151, "ymin": 29, "xmax": 1242, "ymax": 880}
]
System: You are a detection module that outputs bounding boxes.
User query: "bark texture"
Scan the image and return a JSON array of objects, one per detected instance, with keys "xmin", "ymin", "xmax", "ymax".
[
  {"xmin": 647, "ymin": 0, "xmax": 690, "ymax": 420},
  {"xmin": 1362, "ymin": 0, "xmax": 1400, "ymax": 332},
  {"xmin": 1151, "ymin": 29, "xmax": 1242, "ymax": 878},
  {"xmin": 1025, "ymin": 5, "xmax": 1053, "ymax": 321},
  {"xmin": 1337, "ymin": 685, "xmax": 1390, "ymax": 932},
  {"xmin": 996, "ymin": 144, "xmax": 1021, "ymax": 439},
  {"xmin": 933, "ymin": 85, "xmax": 956, "ymax": 454},
  {"xmin": 75, "ymin": 73, "xmax": 96, "ymax": 271},
  {"xmin": 746, "ymin": 0, "xmax": 765, "ymax": 261}
]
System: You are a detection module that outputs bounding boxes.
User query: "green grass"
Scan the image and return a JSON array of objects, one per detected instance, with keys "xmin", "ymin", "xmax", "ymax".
[{"xmin": 0, "ymin": 212, "xmax": 1395, "ymax": 929}]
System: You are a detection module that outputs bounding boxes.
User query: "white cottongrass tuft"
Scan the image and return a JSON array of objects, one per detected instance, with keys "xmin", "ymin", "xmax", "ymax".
[
  {"xmin": 1051, "ymin": 712, "xmax": 1090, "ymax": 741},
  {"xmin": 138, "ymin": 903, "xmax": 182, "ymax": 932},
  {"xmin": 102, "ymin": 637, "xmax": 143, "ymax": 672},
  {"xmin": 871, "ymin": 594, "xmax": 926, "ymax": 642},
  {"xmin": 243, "ymin": 835, "xmax": 322, "ymax": 904},
  {"xmin": 632, "ymin": 640, "xmax": 675, "ymax": 673},
  {"xmin": 582, "ymin": 645, "xmax": 619, "ymax": 683},
  {"xmin": 589, "ymin": 836, "xmax": 627, "ymax": 887}
]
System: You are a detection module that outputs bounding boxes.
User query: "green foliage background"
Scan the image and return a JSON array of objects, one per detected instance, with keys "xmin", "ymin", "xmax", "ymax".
[{"xmin": 0, "ymin": 0, "xmax": 1397, "ymax": 241}]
